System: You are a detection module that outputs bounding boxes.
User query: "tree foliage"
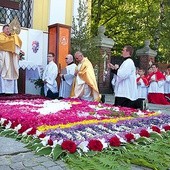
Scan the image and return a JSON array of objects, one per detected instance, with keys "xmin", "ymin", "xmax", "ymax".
[
  {"xmin": 71, "ymin": 0, "xmax": 101, "ymax": 65},
  {"xmin": 91, "ymin": 0, "xmax": 170, "ymax": 63}
]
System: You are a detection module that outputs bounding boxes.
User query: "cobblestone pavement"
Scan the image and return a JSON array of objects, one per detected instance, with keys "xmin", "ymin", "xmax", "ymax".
[
  {"xmin": 0, "ymin": 137, "xmax": 68, "ymax": 170},
  {"xmin": 0, "ymin": 94, "xmax": 170, "ymax": 170}
]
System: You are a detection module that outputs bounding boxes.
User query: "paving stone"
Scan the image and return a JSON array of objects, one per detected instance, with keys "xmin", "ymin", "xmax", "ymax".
[
  {"xmin": 33, "ymin": 156, "xmax": 52, "ymax": 163},
  {"xmin": 9, "ymin": 162, "xmax": 26, "ymax": 170},
  {"xmin": 22, "ymin": 159, "xmax": 40, "ymax": 167},
  {"xmin": 20, "ymin": 152, "xmax": 37, "ymax": 159},
  {"xmin": 32, "ymin": 165, "xmax": 47, "ymax": 170},
  {"xmin": 46, "ymin": 165, "xmax": 64, "ymax": 170},
  {"xmin": 41, "ymin": 161, "xmax": 57, "ymax": 167},
  {"xmin": 11, "ymin": 153, "xmax": 28, "ymax": 163},
  {"xmin": 55, "ymin": 160, "xmax": 69, "ymax": 169},
  {"xmin": 0, "ymin": 137, "xmax": 29, "ymax": 155},
  {"xmin": 0, "ymin": 165, "xmax": 12, "ymax": 170},
  {"xmin": 0, "ymin": 156, "xmax": 11, "ymax": 165}
]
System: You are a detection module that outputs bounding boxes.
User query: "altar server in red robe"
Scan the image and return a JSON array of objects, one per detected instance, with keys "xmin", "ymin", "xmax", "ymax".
[
  {"xmin": 146, "ymin": 66, "xmax": 153, "ymax": 80},
  {"xmin": 148, "ymin": 63, "xmax": 170, "ymax": 105},
  {"xmin": 136, "ymin": 69, "xmax": 149, "ymax": 99}
]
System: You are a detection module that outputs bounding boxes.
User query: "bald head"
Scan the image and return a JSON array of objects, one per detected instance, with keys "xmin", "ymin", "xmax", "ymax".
[
  {"xmin": 66, "ymin": 54, "xmax": 74, "ymax": 64},
  {"xmin": 74, "ymin": 51, "xmax": 84, "ymax": 62},
  {"xmin": 75, "ymin": 51, "xmax": 82, "ymax": 56}
]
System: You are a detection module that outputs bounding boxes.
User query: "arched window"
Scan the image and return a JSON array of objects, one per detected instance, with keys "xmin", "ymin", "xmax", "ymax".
[{"xmin": 0, "ymin": 0, "xmax": 33, "ymax": 28}]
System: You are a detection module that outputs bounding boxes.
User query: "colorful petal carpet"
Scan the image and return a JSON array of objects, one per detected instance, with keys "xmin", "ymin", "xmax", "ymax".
[{"xmin": 0, "ymin": 94, "xmax": 170, "ymax": 170}]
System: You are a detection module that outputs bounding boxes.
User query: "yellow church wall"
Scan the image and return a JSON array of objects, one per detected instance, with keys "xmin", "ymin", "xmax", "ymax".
[
  {"xmin": 65, "ymin": 0, "xmax": 73, "ymax": 26},
  {"xmin": 32, "ymin": 0, "xmax": 91, "ymax": 30},
  {"xmin": 32, "ymin": 0, "xmax": 50, "ymax": 31}
]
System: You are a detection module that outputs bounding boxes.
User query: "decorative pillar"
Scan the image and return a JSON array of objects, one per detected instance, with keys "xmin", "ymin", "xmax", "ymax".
[
  {"xmin": 94, "ymin": 26, "xmax": 114, "ymax": 93},
  {"xmin": 136, "ymin": 40, "xmax": 157, "ymax": 73},
  {"xmin": 48, "ymin": 23, "xmax": 71, "ymax": 88}
]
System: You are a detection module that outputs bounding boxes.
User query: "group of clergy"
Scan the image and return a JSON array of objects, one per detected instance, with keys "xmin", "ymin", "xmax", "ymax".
[
  {"xmin": 42, "ymin": 51, "xmax": 101, "ymax": 102},
  {"xmin": 0, "ymin": 24, "xmax": 100, "ymax": 102}
]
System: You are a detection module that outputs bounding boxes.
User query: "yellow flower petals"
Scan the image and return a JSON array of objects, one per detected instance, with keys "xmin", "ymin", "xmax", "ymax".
[{"xmin": 37, "ymin": 112, "xmax": 160, "ymax": 132}]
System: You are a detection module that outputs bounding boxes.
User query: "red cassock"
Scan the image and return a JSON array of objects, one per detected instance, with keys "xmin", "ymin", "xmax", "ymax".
[
  {"xmin": 147, "ymin": 71, "xmax": 170, "ymax": 105},
  {"xmin": 136, "ymin": 76, "xmax": 149, "ymax": 86}
]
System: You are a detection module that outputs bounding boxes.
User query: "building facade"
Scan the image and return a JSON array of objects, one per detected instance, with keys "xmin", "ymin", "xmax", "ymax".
[{"xmin": 0, "ymin": 0, "xmax": 90, "ymax": 30}]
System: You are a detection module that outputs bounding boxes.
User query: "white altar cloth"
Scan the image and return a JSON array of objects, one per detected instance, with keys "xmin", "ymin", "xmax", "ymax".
[{"xmin": 19, "ymin": 60, "xmax": 42, "ymax": 80}]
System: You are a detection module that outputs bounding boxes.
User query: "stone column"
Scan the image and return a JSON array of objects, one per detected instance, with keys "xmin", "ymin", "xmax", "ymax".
[
  {"xmin": 94, "ymin": 26, "xmax": 114, "ymax": 93},
  {"xmin": 136, "ymin": 40, "xmax": 157, "ymax": 73}
]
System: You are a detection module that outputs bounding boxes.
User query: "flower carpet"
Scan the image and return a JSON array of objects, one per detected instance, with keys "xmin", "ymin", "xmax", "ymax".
[{"xmin": 0, "ymin": 95, "xmax": 170, "ymax": 170}]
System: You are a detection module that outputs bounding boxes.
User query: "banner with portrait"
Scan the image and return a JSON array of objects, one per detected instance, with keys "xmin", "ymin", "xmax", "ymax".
[{"xmin": 27, "ymin": 29, "xmax": 44, "ymax": 65}]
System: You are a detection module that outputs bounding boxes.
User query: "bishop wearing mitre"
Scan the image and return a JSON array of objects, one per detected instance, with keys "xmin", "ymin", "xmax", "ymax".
[{"xmin": 0, "ymin": 18, "xmax": 22, "ymax": 95}]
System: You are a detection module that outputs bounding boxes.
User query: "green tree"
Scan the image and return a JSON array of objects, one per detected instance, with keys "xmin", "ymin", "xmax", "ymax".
[
  {"xmin": 71, "ymin": 0, "xmax": 101, "ymax": 65},
  {"xmin": 91, "ymin": 0, "xmax": 170, "ymax": 63}
]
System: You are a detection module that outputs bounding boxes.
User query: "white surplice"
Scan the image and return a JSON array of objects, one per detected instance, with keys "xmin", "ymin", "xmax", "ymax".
[
  {"xmin": 59, "ymin": 63, "xmax": 77, "ymax": 98},
  {"xmin": 148, "ymin": 74, "xmax": 165, "ymax": 93},
  {"xmin": 42, "ymin": 61, "xmax": 58, "ymax": 96},
  {"xmin": 137, "ymin": 78, "xmax": 148, "ymax": 99},
  {"xmin": 164, "ymin": 74, "xmax": 170, "ymax": 94},
  {"xmin": 114, "ymin": 58, "xmax": 138, "ymax": 100}
]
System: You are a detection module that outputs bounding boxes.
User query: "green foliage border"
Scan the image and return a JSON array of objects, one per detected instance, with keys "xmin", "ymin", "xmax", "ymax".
[{"xmin": 0, "ymin": 126, "xmax": 170, "ymax": 170}]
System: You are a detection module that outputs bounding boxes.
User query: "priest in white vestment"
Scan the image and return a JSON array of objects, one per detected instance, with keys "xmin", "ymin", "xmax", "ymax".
[
  {"xmin": 0, "ymin": 24, "xmax": 22, "ymax": 94},
  {"xmin": 59, "ymin": 54, "xmax": 77, "ymax": 99},
  {"xmin": 42, "ymin": 52, "xmax": 58, "ymax": 99}
]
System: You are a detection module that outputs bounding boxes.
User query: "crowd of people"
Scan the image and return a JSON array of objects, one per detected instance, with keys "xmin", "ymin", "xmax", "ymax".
[
  {"xmin": 144, "ymin": 64, "xmax": 170, "ymax": 105},
  {"xmin": 110, "ymin": 55, "xmax": 170, "ymax": 106},
  {"xmin": 0, "ymin": 24, "xmax": 169, "ymax": 110},
  {"xmin": 44, "ymin": 45, "xmax": 170, "ymax": 110}
]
